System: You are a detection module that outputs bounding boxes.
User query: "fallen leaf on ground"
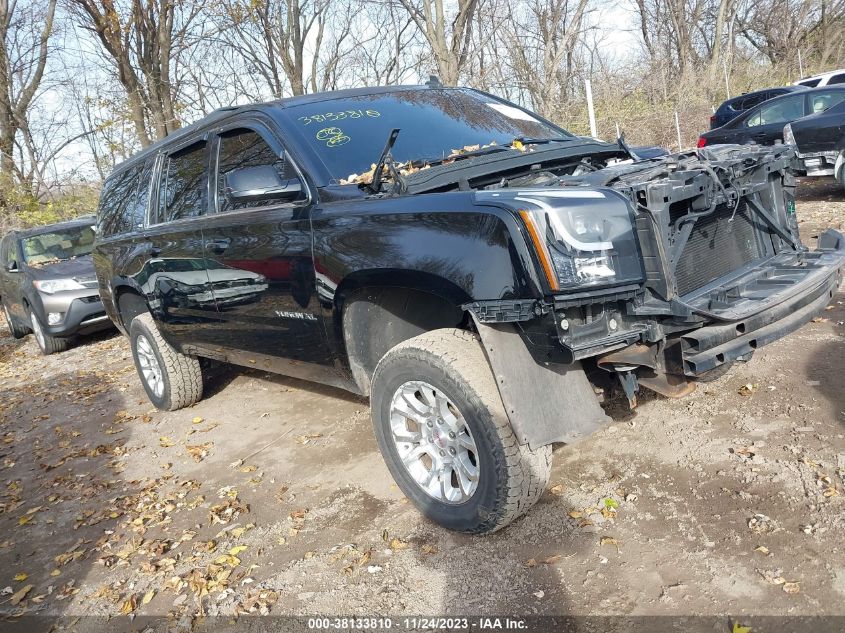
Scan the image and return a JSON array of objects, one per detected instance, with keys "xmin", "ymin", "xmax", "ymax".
[
  {"xmin": 783, "ymin": 581, "xmax": 800, "ymax": 594},
  {"xmin": 13, "ymin": 573, "xmax": 27, "ymax": 581},
  {"xmin": 159, "ymin": 436, "xmax": 175, "ymax": 448},
  {"xmin": 186, "ymin": 442, "xmax": 213, "ymax": 463},
  {"xmin": 10, "ymin": 584, "xmax": 32, "ymax": 605},
  {"xmin": 600, "ymin": 536, "xmax": 620, "ymax": 552},
  {"xmin": 738, "ymin": 383, "xmax": 757, "ymax": 396},
  {"xmin": 389, "ymin": 537, "xmax": 409, "ymax": 551},
  {"xmin": 141, "ymin": 590, "xmax": 155, "ymax": 605}
]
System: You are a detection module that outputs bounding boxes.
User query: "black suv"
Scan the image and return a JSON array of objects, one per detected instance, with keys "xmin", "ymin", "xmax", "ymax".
[
  {"xmin": 93, "ymin": 85, "xmax": 845, "ymax": 534},
  {"xmin": 1, "ymin": 217, "xmax": 112, "ymax": 354}
]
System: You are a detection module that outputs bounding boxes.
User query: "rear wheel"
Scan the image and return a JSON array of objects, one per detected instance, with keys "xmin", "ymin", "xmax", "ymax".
[
  {"xmin": 370, "ymin": 328, "xmax": 551, "ymax": 534},
  {"xmin": 29, "ymin": 310, "xmax": 69, "ymax": 355},
  {"xmin": 2, "ymin": 300, "xmax": 28, "ymax": 339},
  {"xmin": 129, "ymin": 313, "xmax": 202, "ymax": 410}
]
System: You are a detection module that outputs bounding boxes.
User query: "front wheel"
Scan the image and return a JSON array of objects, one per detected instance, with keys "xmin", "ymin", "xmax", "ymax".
[
  {"xmin": 29, "ymin": 310, "xmax": 68, "ymax": 355},
  {"xmin": 370, "ymin": 329, "xmax": 551, "ymax": 534},
  {"xmin": 129, "ymin": 313, "xmax": 202, "ymax": 410}
]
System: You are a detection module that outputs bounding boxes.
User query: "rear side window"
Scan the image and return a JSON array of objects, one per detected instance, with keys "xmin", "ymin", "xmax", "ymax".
[
  {"xmin": 799, "ymin": 79, "xmax": 821, "ymax": 87},
  {"xmin": 99, "ymin": 157, "xmax": 156, "ymax": 237},
  {"xmin": 156, "ymin": 142, "xmax": 209, "ymax": 223},
  {"xmin": 2, "ymin": 237, "xmax": 15, "ymax": 267},
  {"xmin": 828, "ymin": 74, "xmax": 845, "ymax": 85},
  {"xmin": 99, "ymin": 166, "xmax": 141, "ymax": 237},
  {"xmin": 739, "ymin": 93, "xmax": 768, "ymax": 110},
  {"xmin": 216, "ymin": 129, "xmax": 301, "ymax": 213},
  {"xmin": 808, "ymin": 91, "xmax": 845, "ymax": 113}
]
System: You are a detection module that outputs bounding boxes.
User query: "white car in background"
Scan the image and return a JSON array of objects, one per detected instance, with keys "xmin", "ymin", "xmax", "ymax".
[{"xmin": 795, "ymin": 68, "xmax": 845, "ymax": 88}]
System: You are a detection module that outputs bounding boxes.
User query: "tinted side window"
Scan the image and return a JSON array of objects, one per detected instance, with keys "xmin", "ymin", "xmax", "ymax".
[
  {"xmin": 2, "ymin": 237, "xmax": 14, "ymax": 266},
  {"xmin": 808, "ymin": 90, "xmax": 845, "ymax": 113},
  {"xmin": 740, "ymin": 93, "xmax": 767, "ymax": 110},
  {"xmin": 157, "ymin": 142, "xmax": 209, "ymax": 223},
  {"xmin": 828, "ymin": 74, "xmax": 845, "ymax": 85},
  {"xmin": 746, "ymin": 95, "xmax": 804, "ymax": 127},
  {"xmin": 799, "ymin": 79, "xmax": 821, "ymax": 87},
  {"xmin": 99, "ymin": 166, "xmax": 141, "ymax": 238},
  {"xmin": 216, "ymin": 129, "xmax": 302, "ymax": 213}
]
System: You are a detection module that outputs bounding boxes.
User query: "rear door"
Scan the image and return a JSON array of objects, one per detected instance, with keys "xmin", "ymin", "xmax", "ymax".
[
  {"xmin": 741, "ymin": 93, "xmax": 806, "ymax": 144},
  {"xmin": 199, "ymin": 119, "xmax": 333, "ymax": 367},
  {"xmin": 143, "ymin": 137, "xmax": 221, "ymax": 350}
]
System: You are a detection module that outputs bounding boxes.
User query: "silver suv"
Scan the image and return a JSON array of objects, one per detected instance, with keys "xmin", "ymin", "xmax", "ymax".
[{"xmin": 0, "ymin": 217, "xmax": 112, "ymax": 354}]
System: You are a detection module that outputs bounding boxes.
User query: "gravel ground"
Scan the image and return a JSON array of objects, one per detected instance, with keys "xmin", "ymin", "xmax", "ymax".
[{"xmin": 0, "ymin": 178, "xmax": 843, "ymax": 622}]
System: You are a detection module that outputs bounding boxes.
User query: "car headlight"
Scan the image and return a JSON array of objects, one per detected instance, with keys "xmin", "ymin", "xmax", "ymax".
[
  {"xmin": 783, "ymin": 123, "xmax": 795, "ymax": 146},
  {"xmin": 477, "ymin": 189, "xmax": 644, "ymax": 291},
  {"xmin": 33, "ymin": 278, "xmax": 86, "ymax": 294}
]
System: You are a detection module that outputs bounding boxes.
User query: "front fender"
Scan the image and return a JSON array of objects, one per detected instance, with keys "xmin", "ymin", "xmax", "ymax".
[{"xmin": 311, "ymin": 191, "xmax": 544, "ymax": 311}]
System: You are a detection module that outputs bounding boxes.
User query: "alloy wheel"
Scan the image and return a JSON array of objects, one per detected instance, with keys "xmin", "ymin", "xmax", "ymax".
[
  {"xmin": 30, "ymin": 312, "xmax": 46, "ymax": 351},
  {"xmin": 388, "ymin": 380, "xmax": 480, "ymax": 504},
  {"xmin": 136, "ymin": 334, "xmax": 164, "ymax": 398}
]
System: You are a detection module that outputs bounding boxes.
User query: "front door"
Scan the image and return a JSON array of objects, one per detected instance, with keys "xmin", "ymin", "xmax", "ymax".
[
  {"xmin": 142, "ymin": 139, "xmax": 220, "ymax": 350},
  {"xmin": 199, "ymin": 123, "xmax": 333, "ymax": 369}
]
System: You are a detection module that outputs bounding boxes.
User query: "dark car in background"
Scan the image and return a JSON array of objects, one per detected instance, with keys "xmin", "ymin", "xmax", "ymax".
[
  {"xmin": 710, "ymin": 86, "xmax": 806, "ymax": 129},
  {"xmin": 0, "ymin": 217, "xmax": 112, "ymax": 354},
  {"xmin": 784, "ymin": 98, "xmax": 845, "ymax": 188},
  {"xmin": 699, "ymin": 86, "xmax": 845, "ymax": 147}
]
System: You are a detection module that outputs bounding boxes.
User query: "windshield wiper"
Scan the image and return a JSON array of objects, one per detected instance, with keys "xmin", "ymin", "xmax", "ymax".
[
  {"xmin": 512, "ymin": 136, "xmax": 571, "ymax": 145},
  {"xmin": 369, "ymin": 128, "xmax": 405, "ymax": 194}
]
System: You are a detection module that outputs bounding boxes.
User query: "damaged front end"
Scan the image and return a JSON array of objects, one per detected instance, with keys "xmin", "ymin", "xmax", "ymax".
[{"xmin": 475, "ymin": 144, "xmax": 845, "ymax": 412}]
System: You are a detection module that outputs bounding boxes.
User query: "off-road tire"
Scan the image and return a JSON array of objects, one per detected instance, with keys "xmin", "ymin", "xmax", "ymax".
[
  {"xmin": 370, "ymin": 328, "xmax": 552, "ymax": 534},
  {"xmin": 129, "ymin": 313, "xmax": 202, "ymax": 410},
  {"xmin": 29, "ymin": 309, "xmax": 69, "ymax": 355},
  {"xmin": 2, "ymin": 300, "xmax": 28, "ymax": 339}
]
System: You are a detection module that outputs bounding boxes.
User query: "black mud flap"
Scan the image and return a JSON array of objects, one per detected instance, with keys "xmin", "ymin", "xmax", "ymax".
[{"xmin": 473, "ymin": 319, "xmax": 611, "ymax": 450}]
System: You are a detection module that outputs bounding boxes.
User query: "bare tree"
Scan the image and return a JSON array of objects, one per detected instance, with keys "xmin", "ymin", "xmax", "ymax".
[
  {"xmin": 68, "ymin": 0, "xmax": 205, "ymax": 147},
  {"xmin": 395, "ymin": 0, "xmax": 480, "ymax": 85},
  {"xmin": 500, "ymin": 0, "xmax": 591, "ymax": 118},
  {"xmin": 738, "ymin": 0, "xmax": 845, "ymax": 69},
  {"xmin": 0, "ymin": 0, "xmax": 57, "ymax": 182},
  {"xmin": 214, "ymin": 0, "xmax": 353, "ymax": 99}
]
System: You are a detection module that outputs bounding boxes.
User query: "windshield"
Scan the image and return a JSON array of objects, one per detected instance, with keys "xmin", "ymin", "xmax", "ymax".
[
  {"xmin": 284, "ymin": 89, "xmax": 571, "ymax": 182},
  {"xmin": 21, "ymin": 225, "xmax": 95, "ymax": 265}
]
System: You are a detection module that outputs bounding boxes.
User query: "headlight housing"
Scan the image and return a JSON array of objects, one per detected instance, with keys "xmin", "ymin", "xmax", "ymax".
[
  {"xmin": 477, "ymin": 188, "xmax": 644, "ymax": 291},
  {"xmin": 33, "ymin": 278, "xmax": 85, "ymax": 294}
]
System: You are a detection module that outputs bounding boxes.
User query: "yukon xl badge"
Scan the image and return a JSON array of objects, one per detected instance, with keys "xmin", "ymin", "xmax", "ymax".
[{"xmin": 275, "ymin": 310, "xmax": 318, "ymax": 321}]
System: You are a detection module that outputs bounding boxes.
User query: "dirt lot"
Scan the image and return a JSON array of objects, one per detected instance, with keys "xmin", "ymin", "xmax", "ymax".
[{"xmin": 1, "ymin": 179, "xmax": 844, "ymax": 624}]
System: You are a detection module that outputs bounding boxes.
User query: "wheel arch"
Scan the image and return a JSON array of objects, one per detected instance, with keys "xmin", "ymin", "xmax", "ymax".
[
  {"xmin": 336, "ymin": 272, "xmax": 471, "ymax": 395},
  {"xmin": 113, "ymin": 283, "xmax": 150, "ymax": 333}
]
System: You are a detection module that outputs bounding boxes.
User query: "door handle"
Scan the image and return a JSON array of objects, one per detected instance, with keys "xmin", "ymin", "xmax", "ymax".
[{"xmin": 206, "ymin": 239, "xmax": 231, "ymax": 254}]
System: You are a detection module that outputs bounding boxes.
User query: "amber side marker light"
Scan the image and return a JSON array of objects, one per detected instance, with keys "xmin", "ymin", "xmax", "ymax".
[{"xmin": 518, "ymin": 209, "xmax": 560, "ymax": 291}]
